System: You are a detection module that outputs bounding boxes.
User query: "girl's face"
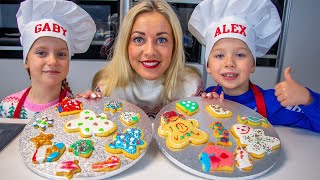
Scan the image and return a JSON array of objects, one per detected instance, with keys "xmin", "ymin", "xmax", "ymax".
[
  {"xmin": 25, "ymin": 36, "xmax": 69, "ymax": 88},
  {"xmin": 128, "ymin": 11, "xmax": 174, "ymax": 80},
  {"xmin": 207, "ymin": 38, "xmax": 255, "ymax": 96}
]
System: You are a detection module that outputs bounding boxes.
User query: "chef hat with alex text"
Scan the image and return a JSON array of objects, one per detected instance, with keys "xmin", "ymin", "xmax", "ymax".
[
  {"xmin": 16, "ymin": 0, "xmax": 96, "ymax": 63},
  {"xmin": 188, "ymin": 0, "xmax": 281, "ymax": 65}
]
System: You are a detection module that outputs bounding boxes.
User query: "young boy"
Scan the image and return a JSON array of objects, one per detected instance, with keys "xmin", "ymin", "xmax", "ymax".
[
  {"xmin": 188, "ymin": 0, "xmax": 320, "ymax": 132},
  {"xmin": 0, "ymin": 0, "xmax": 96, "ymax": 119}
]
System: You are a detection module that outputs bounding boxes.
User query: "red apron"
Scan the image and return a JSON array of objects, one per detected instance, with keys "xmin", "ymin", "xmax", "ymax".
[
  {"xmin": 13, "ymin": 87, "xmax": 67, "ymax": 118},
  {"xmin": 212, "ymin": 82, "xmax": 267, "ymax": 117}
]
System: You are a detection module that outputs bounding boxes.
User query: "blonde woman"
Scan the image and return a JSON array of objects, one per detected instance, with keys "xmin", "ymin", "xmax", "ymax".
[{"xmin": 89, "ymin": 0, "xmax": 203, "ymax": 117}]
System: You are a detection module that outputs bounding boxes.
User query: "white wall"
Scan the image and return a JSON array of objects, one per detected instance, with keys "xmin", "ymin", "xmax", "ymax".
[{"xmin": 278, "ymin": 0, "xmax": 320, "ymax": 93}]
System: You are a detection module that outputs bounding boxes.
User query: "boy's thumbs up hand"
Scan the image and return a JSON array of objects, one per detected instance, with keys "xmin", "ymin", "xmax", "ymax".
[{"xmin": 274, "ymin": 67, "xmax": 312, "ymax": 106}]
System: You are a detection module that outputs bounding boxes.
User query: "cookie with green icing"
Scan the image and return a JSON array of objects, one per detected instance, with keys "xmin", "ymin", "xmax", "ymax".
[
  {"xmin": 120, "ymin": 111, "xmax": 140, "ymax": 126},
  {"xmin": 68, "ymin": 139, "xmax": 94, "ymax": 158},
  {"xmin": 176, "ymin": 100, "xmax": 199, "ymax": 115}
]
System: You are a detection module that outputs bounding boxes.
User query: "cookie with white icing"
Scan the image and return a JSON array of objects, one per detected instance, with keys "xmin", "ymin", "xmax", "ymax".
[
  {"xmin": 206, "ymin": 104, "xmax": 232, "ymax": 118},
  {"xmin": 92, "ymin": 155, "xmax": 121, "ymax": 172},
  {"xmin": 233, "ymin": 146, "xmax": 254, "ymax": 171},
  {"xmin": 120, "ymin": 111, "xmax": 140, "ymax": 126},
  {"xmin": 64, "ymin": 109, "xmax": 117, "ymax": 138},
  {"xmin": 32, "ymin": 142, "xmax": 65, "ymax": 164},
  {"xmin": 55, "ymin": 160, "xmax": 81, "ymax": 179},
  {"xmin": 33, "ymin": 116, "xmax": 54, "ymax": 131}
]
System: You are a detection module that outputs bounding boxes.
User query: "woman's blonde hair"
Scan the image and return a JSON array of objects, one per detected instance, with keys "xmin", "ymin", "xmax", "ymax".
[{"xmin": 93, "ymin": 0, "xmax": 195, "ymax": 101}]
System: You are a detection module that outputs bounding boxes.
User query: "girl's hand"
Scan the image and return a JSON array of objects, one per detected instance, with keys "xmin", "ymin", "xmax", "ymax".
[
  {"xmin": 274, "ymin": 67, "xmax": 313, "ymax": 106},
  {"xmin": 201, "ymin": 91, "xmax": 224, "ymax": 100},
  {"xmin": 76, "ymin": 90, "xmax": 101, "ymax": 99}
]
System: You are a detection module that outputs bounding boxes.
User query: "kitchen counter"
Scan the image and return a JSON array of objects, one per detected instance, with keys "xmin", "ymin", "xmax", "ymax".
[{"xmin": 0, "ymin": 125, "xmax": 319, "ymax": 180}]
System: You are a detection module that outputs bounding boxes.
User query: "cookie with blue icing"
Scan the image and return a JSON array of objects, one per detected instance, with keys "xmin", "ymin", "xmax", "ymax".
[{"xmin": 32, "ymin": 142, "xmax": 66, "ymax": 164}]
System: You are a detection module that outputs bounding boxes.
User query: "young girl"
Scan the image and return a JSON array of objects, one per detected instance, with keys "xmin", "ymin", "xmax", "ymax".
[
  {"xmin": 88, "ymin": 0, "xmax": 203, "ymax": 118},
  {"xmin": 189, "ymin": 0, "xmax": 320, "ymax": 132},
  {"xmin": 0, "ymin": 0, "xmax": 96, "ymax": 119}
]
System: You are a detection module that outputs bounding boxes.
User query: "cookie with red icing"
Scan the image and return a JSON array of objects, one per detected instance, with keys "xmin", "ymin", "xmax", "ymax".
[
  {"xmin": 92, "ymin": 155, "xmax": 121, "ymax": 172},
  {"xmin": 56, "ymin": 97, "xmax": 82, "ymax": 116},
  {"xmin": 69, "ymin": 139, "xmax": 95, "ymax": 158},
  {"xmin": 105, "ymin": 127, "xmax": 147, "ymax": 160},
  {"xmin": 158, "ymin": 111, "xmax": 209, "ymax": 149},
  {"xmin": 55, "ymin": 160, "xmax": 81, "ymax": 179},
  {"xmin": 233, "ymin": 146, "xmax": 254, "ymax": 171},
  {"xmin": 199, "ymin": 142, "xmax": 234, "ymax": 173},
  {"xmin": 210, "ymin": 122, "xmax": 232, "ymax": 146},
  {"xmin": 32, "ymin": 142, "xmax": 65, "ymax": 164}
]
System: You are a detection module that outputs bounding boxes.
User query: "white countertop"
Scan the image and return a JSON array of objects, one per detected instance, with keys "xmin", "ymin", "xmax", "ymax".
[{"xmin": 0, "ymin": 125, "xmax": 319, "ymax": 180}]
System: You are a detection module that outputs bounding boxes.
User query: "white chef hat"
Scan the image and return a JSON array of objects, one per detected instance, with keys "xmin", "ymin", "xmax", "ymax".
[
  {"xmin": 188, "ymin": 0, "xmax": 281, "ymax": 65},
  {"xmin": 16, "ymin": 0, "xmax": 96, "ymax": 63}
]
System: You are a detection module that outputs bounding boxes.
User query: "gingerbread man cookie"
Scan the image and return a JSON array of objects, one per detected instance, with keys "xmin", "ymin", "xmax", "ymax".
[
  {"xmin": 32, "ymin": 116, "xmax": 54, "ymax": 131},
  {"xmin": 64, "ymin": 109, "xmax": 117, "ymax": 138},
  {"xmin": 206, "ymin": 104, "xmax": 232, "ymax": 118},
  {"xmin": 199, "ymin": 142, "xmax": 234, "ymax": 173},
  {"xmin": 104, "ymin": 100, "xmax": 122, "ymax": 113},
  {"xmin": 30, "ymin": 132, "xmax": 54, "ymax": 149},
  {"xmin": 55, "ymin": 160, "xmax": 81, "ymax": 179},
  {"xmin": 105, "ymin": 127, "xmax": 147, "ymax": 160},
  {"xmin": 176, "ymin": 100, "xmax": 199, "ymax": 116},
  {"xmin": 237, "ymin": 114, "xmax": 270, "ymax": 128},
  {"xmin": 92, "ymin": 155, "xmax": 121, "ymax": 172},
  {"xmin": 69, "ymin": 139, "xmax": 95, "ymax": 158},
  {"xmin": 56, "ymin": 97, "xmax": 82, "ymax": 116},
  {"xmin": 120, "ymin": 111, "xmax": 140, "ymax": 126},
  {"xmin": 32, "ymin": 142, "xmax": 66, "ymax": 164},
  {"xmin": 231, "ymin": 124, "xmax": 281, "ymax": 159},
  {"xmin": 158, "ymin": 111, "xmax": 209, "ymax": 149},
  {"xmin": 210, "ymin": 122, "xmax": 232, "ymax": 146}
]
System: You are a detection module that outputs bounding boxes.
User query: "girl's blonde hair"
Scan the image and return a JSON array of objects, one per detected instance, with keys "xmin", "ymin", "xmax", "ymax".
[{"xmin": 93, "ymin": 0, "xmax": 198, "ymax": 101}]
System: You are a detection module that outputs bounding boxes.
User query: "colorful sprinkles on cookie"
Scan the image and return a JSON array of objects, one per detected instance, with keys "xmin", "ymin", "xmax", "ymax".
[
  {"xmin": 104, "ymin": 100, "xmax": 122, "ymax": 113},
  {"xmin": 69, "ymin": 139, "xmax": 95, "ymax": 158},
  {"xmin": 120, "ymin": 111, "xmax": 140, "ymax": 126},
  {"xmin": 176, "ymin": 100, "xmax": 199, "ymax": 115},
  {"xmin": 206, "ymin": 104, "xmax": 232, "ymax": 118},
  {"xmin": 238, "ymin": 114, "xmax": 270, "ymax": 128},
  {"xmin": 33, "ymin": 116, "xmax": 54, "ymax": 131},
  {"xmin": 210, "ymin": 122, "xmax": 232, "ymax": 146},
  {"xmin": 56, "ymin": 97, "xmax": 82, "ymax": 116},
  {"xmin": 105, "ymin": 127, "xmax": 147, "ymax": 160}
]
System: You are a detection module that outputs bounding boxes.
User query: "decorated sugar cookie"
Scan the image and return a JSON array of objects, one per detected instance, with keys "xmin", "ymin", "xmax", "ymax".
[
  {"xmin": 69, "ymin": 139, "xmax": 95, "ymax": 158},
  {"xmin": 55, "ymin": 160, "xmax": 81, "ymax": 179},
  {"xmin": 30, "ymin": 132, "xmax": 54, "ymax": 149},
  {"xmin": 238, "ymin": 114, "xmax": 270, "ymax": 128},
  {"xmin": 206, "ymin": 104, "xmax": 232, "ymax": 118},
  {"xmin": 120, "ymin": 111, "xmax": 140, "ymax": 126},
  {"xmin": 234, "ymin": 146, "xmax": 254, "ymax": 171},
  {"xmin": 210, "ymin": 122, "xmax": 232, "ymax": 146},
  {"xmin": 105, "ymin": 127, "xmax": 147, "ymax": 160},
  {"xmin": 64, "ymin": 109, "xmax": 117, "ymax": 138},
  {"xmin": 231, "ymin": 124, "xmax": 281, "ymax": 159},
  {"xmin": 56, "ymin": 97, "xmax": 82, "ymax": 116},
  {"xmin": 104, "ymin": 100, "xmax": 122, "ymax": 113},
  {"xmin": 176, "ymin": 100, "xmax": 199, "ymax": 115},
  {"xmin": 92, "ymin": 155, "xmax": 121, "ymax": 172},
  {"xmin": 199, "ymin": 142, "xmax": 234, "ymax": 173},
  {"xmin": 32, "ymin": 142, "xmax": 65, "ymax": 164},
  {"xmin": 33, "ymin": 116, "xmax": 54, "ymax": 131},
  {"xmin": 158, "ymin": 111, "xmax": 209, "ymax": 149}
]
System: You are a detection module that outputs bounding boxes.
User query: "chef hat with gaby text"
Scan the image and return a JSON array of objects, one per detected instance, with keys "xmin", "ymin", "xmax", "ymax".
[
  {"xmin": 188, "ymin": 0, "xmax": 281, "ymax": 65},
  {"xmin": 16, "ymin": 0, "xmax": 96, "ymax": 63}
]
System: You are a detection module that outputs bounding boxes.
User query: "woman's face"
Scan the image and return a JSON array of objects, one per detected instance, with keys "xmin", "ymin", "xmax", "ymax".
[
  {"xmin": 25, "ymin": 36, "xmax": 69, "ymax": 88},
  {"xmin": 128, "ymin": 11, "xmax": 174, "ymax": 80},
  {"xmin": 207, "ymin": 38, "xmax": 255, "ymax": 96}
]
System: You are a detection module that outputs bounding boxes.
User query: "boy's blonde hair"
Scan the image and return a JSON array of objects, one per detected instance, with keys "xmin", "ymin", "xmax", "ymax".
[{"xmin": 93, "ymin": 0, "xmax": 199, "ymax": 101}]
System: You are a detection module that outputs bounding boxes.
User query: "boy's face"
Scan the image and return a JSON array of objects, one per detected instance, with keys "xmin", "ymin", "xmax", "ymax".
[
  {"xmin": 127, "ymin": 11, "xmax": 174, "ymax": 80},
  {"xmin": 207, "ymin": 38, "xmax": 255, "ymax": 96},
  {"xmin": 25, "ymin": 36, "xmax": 69, "ymax": 88}
]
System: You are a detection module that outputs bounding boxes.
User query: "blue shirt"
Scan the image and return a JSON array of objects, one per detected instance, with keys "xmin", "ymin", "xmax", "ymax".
[{"xmin": 206, "ymin": 85, "xmax": 320, "ymax": 132}]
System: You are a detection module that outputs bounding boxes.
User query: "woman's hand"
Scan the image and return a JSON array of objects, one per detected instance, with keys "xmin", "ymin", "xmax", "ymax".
[
  {"xmin": 201, "ymin": 91, "xmax": 224, "ymax": 100},
  {"xmin": 76, "ymin": 90, "xmax": 101, "ymax": 99}
]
